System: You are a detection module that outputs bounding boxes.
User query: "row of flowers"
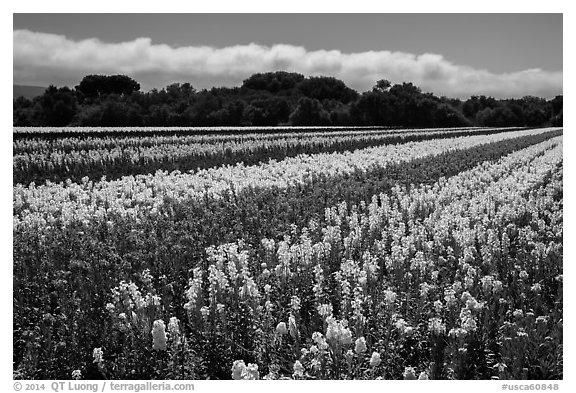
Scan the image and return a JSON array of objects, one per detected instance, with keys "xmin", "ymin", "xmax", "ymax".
[
  {"xmin": 14, "ymin": 127, "xmax": 559, "ymax": 230},
  {"xmin": 14, "ymin": 127, "xmax": 519, "ymax": 185},
  {"xmin": 14, "ymin": 126, "xmax": 496, "ymax": 154}
]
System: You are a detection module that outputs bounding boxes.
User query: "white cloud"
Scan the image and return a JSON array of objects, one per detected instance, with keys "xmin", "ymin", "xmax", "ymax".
[{"xmin": 13, "ymin": 29, "xmax": 562, "ymax": 98}]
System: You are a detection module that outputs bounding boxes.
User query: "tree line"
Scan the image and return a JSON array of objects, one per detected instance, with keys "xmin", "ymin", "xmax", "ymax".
[{"xmin": 13, "ymin": 72, "xmax": 563, "ymax": 128}]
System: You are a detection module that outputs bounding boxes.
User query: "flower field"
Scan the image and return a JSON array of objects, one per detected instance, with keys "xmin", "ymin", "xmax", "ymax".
[
  {"xmin": 14, "ymin": 126, "xmax": 522, "ymax": 184},
  {"xmin": 13, "ymin": 126, "xmax": 563, "ymax": 380}
]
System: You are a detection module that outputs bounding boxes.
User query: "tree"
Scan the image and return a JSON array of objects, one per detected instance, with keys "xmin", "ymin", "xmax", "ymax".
[
  {"xmin": 242, "ymin": 72, "xmax": 305, "ymax": 93},
  {"xmin": 14, "ymin": 73, "xmax": 563, "ymax": 127},
  {"xmin": 297, "ymin": 76, "xmax": 359, "ymax": 103},
  {"xmin": 38, "ymin": 86, "xmax": 78, "ymax": 126},
  {"xmin": 13, "ymin": 97, "xmax": 42, "ymax": 126},
  {"xmin": 289, "ymin": 97, "xmax": 331, "ymax": 126},
  {"xmin": 550, "ymin": 95, "xmax": 563, "ymax": 117},
  {"xmin": 243, "ymin": 97, "xmax": 291, "ymax": 126},
  {"xmin": 350, "ymin": 91, "xmax": 397, "ymax": 125},
  {"xmin": 475, "ymin": 106, "xmax": 518, "ymax": 127},
  {"xmin": 76, "ymin": 75, "xmax": 140, "ymax": 99},
  {"xmin": 372, "ymin": 79, "xmax": 391, "ymax": 93},
  {"xmin": 462, "ymin": 95, "xmax": 498, "ymax": 119},
  {"xmin": 433, "ymin": 103, "xmax": 471, "ymax": 127}
]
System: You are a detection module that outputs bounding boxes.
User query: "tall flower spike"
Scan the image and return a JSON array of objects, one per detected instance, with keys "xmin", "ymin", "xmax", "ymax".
[
  {"xmin": 151, "ymin": 320, "xmax": 167, "ymax": 351},
  {"xmin": 92, "ymin": 347, "xmax": 104, "ymax": 364},
  {"xmin": 354, "ymin": 337, "xmax": 367, "ymax": 355},
  {"xmin": 370, "ymin": 352, "xmax": 381, "ymax": 367}
]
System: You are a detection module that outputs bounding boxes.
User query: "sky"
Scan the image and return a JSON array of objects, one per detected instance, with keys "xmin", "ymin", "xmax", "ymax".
[{"xmin": 13, "ymin": 14, "xmax": 563, "ymax": 99}]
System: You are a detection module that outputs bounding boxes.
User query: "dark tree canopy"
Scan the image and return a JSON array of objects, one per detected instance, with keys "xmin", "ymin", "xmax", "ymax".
[
  {"xmin": 297, "ymin": 76, "xmax": 359, "ymax": 103},
  {"xmin": 242, "ymin": 72, "xmax": 305, "ymax": 93},
  {"xmin": 373, "ymin": 79, "xmax": 392, "ymax": 93},
  {"xmin": 14, "ymin": 73, "xmax": 562, "ymax": 128},
  {"xmin": 289, "ymin": 97, "xmax": 331, "ymax": 126},
  {"xmin": 76, "ymin": 75, "xmax": 141, "ymax": 99},
  {"xmin": 38, "ymin": 86, "xmax": 78, "ymax": 126}
]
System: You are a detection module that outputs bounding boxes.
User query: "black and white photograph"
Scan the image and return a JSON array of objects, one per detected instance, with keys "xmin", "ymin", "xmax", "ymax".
[{"xmin": 8, "ymin": 4, "xmax": 570, "ymax": 390}]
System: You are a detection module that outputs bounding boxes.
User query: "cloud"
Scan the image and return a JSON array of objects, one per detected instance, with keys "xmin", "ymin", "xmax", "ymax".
[{"xmin": 13, "ymin": 29, "xmax": 562, "ymax": 98}]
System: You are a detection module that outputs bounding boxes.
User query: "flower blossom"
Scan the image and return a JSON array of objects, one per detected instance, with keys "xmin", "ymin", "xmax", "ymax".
[
  {"xmin": 151, "ymin": 320, "xmax": 167, "ymax": 351},
  {"xmin": 354, "ymin": 337, "xmax": 367, "ymax": 355},
  {"xmin": 403, "ymin": 367, "xmax": 417, "ymax": 380},
  {"xmin": 93, "ymin": 348, "xmax": 104, "ymax": 364},
  {"xmin": 370, "ymin": 352, "xmax": 381, "ymax": 367},
  {"xmin": 276, "ymin": 322, "xmax": 288, "ymax": 335}
]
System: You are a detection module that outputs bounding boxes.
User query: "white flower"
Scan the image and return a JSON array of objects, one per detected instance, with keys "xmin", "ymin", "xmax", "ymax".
[
  {"xmin": 354, "ymin": 337, "xmax": 367, "ymax": 354},
  {"xmin": 326, "ymin": 316, "xmax": 351, "ymax": 346},
  {"xmin": 167, "ymin": 317, "xmax": 181, "ymax": 344},
  {"xmin": 370, "ymin": 352, "xmax": 381, "ymax": 367},
  {"xmin": 394, "ymin": 318, "xmax": 413, "ymax": 335},
  {"xmin": 293, "ymin": 360, "xmax": 305, "ymax": 378},
  {"xmin": 231, "ymin": 360, "xmax": 246, "ymax": 380},
  {"xmin": 92, "ymin": 347, "xmax": 103, "ymax": 364},
  {"xmin": 383, "ymin": 290, "xmax": 397, "ymax": 307},
  {"xmin": 291, "ymin": 296, "xmax": 302, "ymax": 313},
  {"xmin": 460, "ymin": 308, "xmax": 477, "ymax": 331},
  {"xmin": 345, "ymin": 349, "xmax": 354, "ymax": 363},
  {"xmin": 311, "ymin": 331, "xmax": 323, "ymax": 344},
  {"xmin": 276, "ymin": 322, "xmax": 288, "ymax": 335},
  {"xmin": 289, "ymin": 315, "xmax": 298, "ymax": 338},
  {"xmin": 433, "ymin": 300, "xmax": 443, "ymax": 313},
  {"xmin": 340, "ymin": 327, "xmax": 352, "ymax": 345},
  {"xmin": 418, "ymin": 371, "xmax": 429, "ymax": 380},
  {"xmin": 448, "ymin": 327, "xmax": 468, "ymax": 338},
  {"xmin": 428, "ymin": 317, "xmax": 446, "ymax": 335},
  {"xmin": 200, "ymin": 306, "xmax": 210, "ymax": 319},
  {"xmin": 245, "ymin": 363, "xmax": 260, "ymax": 380},
  {"xmin": 536, "ymin": 316, "xmax": 548, "ymax": 325},
  {"xmin": 71, "ymin": 369, "xmax": 82, "ymax": 380},
  {"xmin": 403, "ymin": 367, "xmax": 417, "ymax": 380},
  {"xmin": 513, "ymin": 309, "xmax": 524, "ymax": 319},
  {"xmin": 151, "ymin": 320, "xmax": 167, "ymax": 351},
  {"xmin": 317, "ymin": 303, "xmax": 333, "ymax": 318}
]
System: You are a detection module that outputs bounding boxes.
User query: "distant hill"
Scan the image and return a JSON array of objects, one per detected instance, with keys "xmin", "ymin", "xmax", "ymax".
[{"xmin": 14, "ymin": 85, "xmax": 46, "ymax": 100}]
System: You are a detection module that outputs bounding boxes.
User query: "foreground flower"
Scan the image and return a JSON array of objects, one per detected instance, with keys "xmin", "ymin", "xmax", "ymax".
[
  {"xmin": 326, "ymin": 316, "xmax": 352, "ymax": 346},
  {"xmin": 276, "ymin": 322, "xmax": 288, "ymax": 335},
  {"xmin": 92, "ymin": 348, "xmax": 103, "ymax": 364},
  {"xmin": 71, "ymin": 369, "xmax": 82, "ymax": 380},
  {"xmin": 231, "ymin": 360, "xmax": 246, "ymax": 380},
  {"xmin": 293, "ymin": 360, "xmax": 305, "ymax": 379},
  {"xmin": 403, "ymin": 367, "xmax": 417, "ymax": 380},
  {"xmin": 167, "ymin": 316, "xmax": 181, "ymax": 345},
  {"xmin": 428, "ymin": 317, "xmax": 446, "ymax": 335},
  {"xmin": 289, "ymin": 315, "xmax": 298, "ymax": 339},
  {"xmin": 151, "ymin": 320, "xmax": 167, "ymax": 351},
  {"xmin": 370, "ymin": 352, "xmax": 381, "ymax": 367},
  {"xmin": 354, "ymin": 337, "xmax": 367, "ymax": 355},
  {"xmin": 345, "ymin": 349, "xmax": 354, "ymax": 363},
  {"xmin": 245, "ymin": 363, "xmax": 260, "ymax": 380}
]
